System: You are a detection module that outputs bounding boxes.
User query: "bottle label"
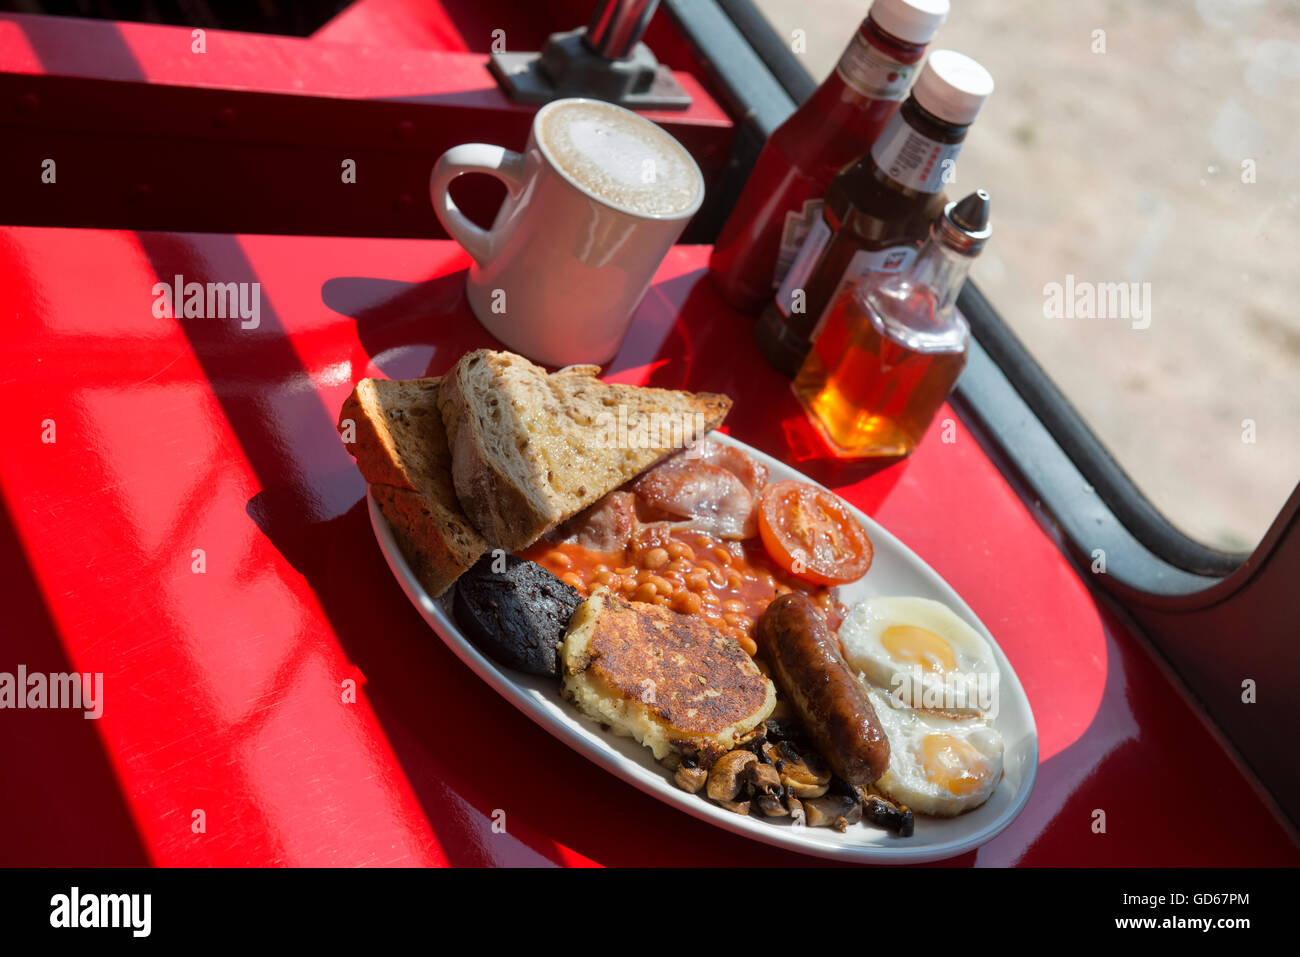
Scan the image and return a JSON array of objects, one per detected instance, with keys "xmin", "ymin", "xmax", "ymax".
[
  {"xmin": 836, "ymin": 29, "xmax": 916, "ymax": 101},
  {"xmin": 774, "ymin": 215, "xmax": 833, "ymax": 317},
  {"xmin": 809, "ymin": 244, "xmax": 917, "ymax": 340},
  {"xmin": 774, "ymin": 198, "xmax": 826, "ymax": 289},
  {"xmin": 870, "ymin": 110, "xmax": 961, "ymax": 194}
]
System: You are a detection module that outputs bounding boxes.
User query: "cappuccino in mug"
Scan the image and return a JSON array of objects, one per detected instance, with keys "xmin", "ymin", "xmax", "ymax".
[
  {"xmin": 431, "ymin": 98, "xmax": 705, "ymax": 367},
  {"xmin": 535, "ymin": 99, "xmax": 703, "ymax": 219}
]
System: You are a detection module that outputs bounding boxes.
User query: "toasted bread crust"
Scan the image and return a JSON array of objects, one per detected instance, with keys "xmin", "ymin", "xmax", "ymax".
[
  {"xmin": 370, "ymin": 484, "xmax": 482, "ymax": 599},
  {"xmin": 440, "ymin": 349, "xmax": 731, "ymax": 551},
  {"xmin": 340, "ymin": 378, "xmax": 438, "ymax": 490},
  {"xmin": 438, "ymin": 354, "xmax": 551, "ymax": 548},
  {"xmin": 339, "ymin": 376, "xmax": 486, "ymax": 597}
]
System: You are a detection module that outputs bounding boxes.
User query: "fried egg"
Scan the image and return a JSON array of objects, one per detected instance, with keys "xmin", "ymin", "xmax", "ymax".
[
  {"xmin": 866, "ymin": 687, "xmax": 1004, "ymax": 816},
  {"xmin": 839, "ymin": 596, "xmax": 998, "ymax": 715}
]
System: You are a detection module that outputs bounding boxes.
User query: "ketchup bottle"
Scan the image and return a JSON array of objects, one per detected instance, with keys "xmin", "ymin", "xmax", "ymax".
[
  {"xmin": 756, "ymin": 49, "xmax": 994, "ymax": 376},
  {"xmin": 707, "ymin": 0, "xmax": 949, "ymax": 314}
]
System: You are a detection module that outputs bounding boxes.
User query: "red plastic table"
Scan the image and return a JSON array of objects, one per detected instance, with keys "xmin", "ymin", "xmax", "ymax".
[{"xmin": 2, "ymin": 226, "xmax": 1296, "ymax": 866}]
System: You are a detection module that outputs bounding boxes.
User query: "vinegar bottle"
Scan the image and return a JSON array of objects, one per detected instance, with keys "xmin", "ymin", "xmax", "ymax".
[
  {"xmin": 792, "ymin": 189, "xmax": 992, "ymax": 458},
  {"xmin": 757, "ymin": 49, "xmax": 993, "ymax": 376},
  {"xmin": 707, "ymin": 0, "xmax": 949, "ymax": 314}
]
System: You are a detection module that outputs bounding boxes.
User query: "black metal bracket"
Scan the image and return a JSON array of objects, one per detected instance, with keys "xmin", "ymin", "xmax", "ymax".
[
  {"xmin": 490, "ymin": 31, "xmax": 692, "ymax": 109},
  {"xmin": 489, "ymin": 0, "xmax": 692, "ymax": 109}
]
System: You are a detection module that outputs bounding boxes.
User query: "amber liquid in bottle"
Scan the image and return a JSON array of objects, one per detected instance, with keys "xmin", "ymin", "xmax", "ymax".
[
  {"xmin": 794, "ymin": 287, "xmax": 966, "ymax": 456},
  {"xmin": 792, "ymin": 206, "xmax": 978, "ymax": 458}
]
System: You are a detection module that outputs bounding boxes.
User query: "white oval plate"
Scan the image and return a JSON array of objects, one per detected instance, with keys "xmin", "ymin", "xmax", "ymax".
[{"xmin": 369, "ymin": 431, "xmax": 1037, "ymax": 864}]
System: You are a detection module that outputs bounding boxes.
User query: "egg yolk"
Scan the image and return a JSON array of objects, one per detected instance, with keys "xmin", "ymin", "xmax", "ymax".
[
  {"xmin": 921, "ymin": 734, "xmax": 991, "ymax": 795},
  {"xmin": 881, "ymin": 625, "xmax": 957, "ymax": 674}
]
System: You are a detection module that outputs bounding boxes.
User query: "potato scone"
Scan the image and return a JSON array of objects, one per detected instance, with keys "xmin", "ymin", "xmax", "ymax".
[{"xmin": 559, "ymin": 591, "xmax": 776, "ymax": 763}]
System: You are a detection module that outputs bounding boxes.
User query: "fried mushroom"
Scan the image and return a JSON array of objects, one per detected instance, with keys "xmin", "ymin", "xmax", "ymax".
[
  {"xmin": 804, "ymin": 793, "xmax": 863, "ymax": 832},
  {"xmin": 674, "ymin": 763, "xmax": 709, "ymax": 794},
  {"xmin": 706, "ymin": 750, "xmax": 757, "ymax": 802},
  {"xmin": 771, "ymin": 740, "xmax": 831, "ymax": 799}
]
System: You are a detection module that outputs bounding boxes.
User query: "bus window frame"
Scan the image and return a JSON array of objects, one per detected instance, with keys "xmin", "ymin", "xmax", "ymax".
[{"xmin": 667, "ymin": 0, "xmax": 1299, "ymax": 606}]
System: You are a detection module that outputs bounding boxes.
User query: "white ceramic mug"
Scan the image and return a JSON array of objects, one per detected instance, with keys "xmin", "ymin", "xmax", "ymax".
[{"xmin": 429, "ymin": 97, "xmax": 705, "ymax": 367}]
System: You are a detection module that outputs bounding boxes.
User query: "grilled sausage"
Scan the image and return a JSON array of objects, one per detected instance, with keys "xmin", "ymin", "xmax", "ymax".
[{"xmin": 756, "ymin": 593, "xmax": 889, "ymax": 785}]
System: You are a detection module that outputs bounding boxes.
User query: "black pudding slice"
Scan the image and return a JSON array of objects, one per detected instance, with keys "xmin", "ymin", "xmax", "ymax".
[{"xmin": 452, "ymin": 554, "xmax": 582, "ymax": 677}]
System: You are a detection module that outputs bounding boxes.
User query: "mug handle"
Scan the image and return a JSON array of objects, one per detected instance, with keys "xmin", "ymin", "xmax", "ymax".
[{"xmin": 429, "ymin": 144, "xmax": 528, "ymax": 266}]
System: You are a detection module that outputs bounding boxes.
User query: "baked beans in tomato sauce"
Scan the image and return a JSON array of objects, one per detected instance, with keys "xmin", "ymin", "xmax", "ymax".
[{"xmin": 520, "ymin": 527, "xmax": 843, "ymax": 658}]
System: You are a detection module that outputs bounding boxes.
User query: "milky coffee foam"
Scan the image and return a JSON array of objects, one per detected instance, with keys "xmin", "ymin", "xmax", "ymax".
[{"xmin": 538, "ymin": 100, "xmax": 702, "ymax": 218}]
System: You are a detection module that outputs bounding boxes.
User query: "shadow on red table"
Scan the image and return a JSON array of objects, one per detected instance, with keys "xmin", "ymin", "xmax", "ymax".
[
  {"xmin": 321, "ymin": 272, "xmax": 494, "ymax": 381},
  {"xmin": 0, "ymin": 496, "xmax": 150, "ymax": 866}
]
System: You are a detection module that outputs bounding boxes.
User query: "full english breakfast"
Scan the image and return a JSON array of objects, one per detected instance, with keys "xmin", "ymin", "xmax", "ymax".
[{"xmin": 340, "ymin": 348, "xmax": 1008, "ymax": 838}]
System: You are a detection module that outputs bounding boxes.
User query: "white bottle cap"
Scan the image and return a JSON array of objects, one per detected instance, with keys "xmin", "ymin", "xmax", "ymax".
[
  {"xmin": 911, "ymin": 49, "xmax": 994, "ymax": 125},
  {"xmin": 869, "ymin": 0, "xmax": 950, "ymax": 45}
]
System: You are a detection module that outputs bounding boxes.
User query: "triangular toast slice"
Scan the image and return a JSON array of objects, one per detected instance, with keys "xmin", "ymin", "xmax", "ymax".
[
  {"xmin": 339, "ymin": 377, "xmax": 487, "ymax": 597},
  {"xmin": 438, "ymin": 350, "xmax": 731, "ymax": 550}
]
